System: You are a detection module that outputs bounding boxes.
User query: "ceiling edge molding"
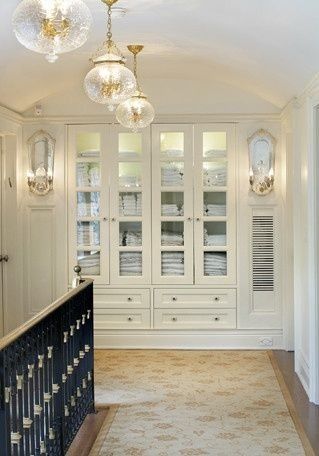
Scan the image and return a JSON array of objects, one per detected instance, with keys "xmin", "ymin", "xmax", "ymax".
[
  {"xmin": 0, "ymin": 105, "xmax": 23, "ymax": 125},
  {"xmin": 297, "ymin": 72, "xmax": 319, "ymax": 107},
  {"xmin": 21, "ymin": 112, "xmax": 281, "ymax": 125}
]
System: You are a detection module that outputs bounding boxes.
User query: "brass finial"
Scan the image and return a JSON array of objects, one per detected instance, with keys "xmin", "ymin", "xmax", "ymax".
[
  {"xmin": 127, "ymin": 45, "xmax": 144, "ymax": 56},
  {"xmin": 101, "ymin": 0, "xmax": 119, "ymax": 6}
]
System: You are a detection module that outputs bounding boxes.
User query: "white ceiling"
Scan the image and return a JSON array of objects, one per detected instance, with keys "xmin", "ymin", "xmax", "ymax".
[{"xmin": 1, "ymin": 0, "xmax": 319, "ymax": 115}]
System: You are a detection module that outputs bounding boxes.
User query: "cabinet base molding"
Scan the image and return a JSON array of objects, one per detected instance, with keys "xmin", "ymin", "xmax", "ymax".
[{"xmin": 94, "ymin": 331, "xmax": 283, "ymax": 350}]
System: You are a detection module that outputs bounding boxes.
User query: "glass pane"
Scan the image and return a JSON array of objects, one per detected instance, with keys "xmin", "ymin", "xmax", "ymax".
[
  {"xmin": 77, "ymin": 192, "xmax": 100, "ymax": 217},
  {"xmin": 161, "ymin": 251, "xmax": 184, "ymax": 276},
  {"xmin": 161, "ymin": 162, "xmax": 184, "ymax": 186},
  {"xmin": 77, "ymin": 250, "xmax": 100, "ymax": 275},
  {"xmin": 120, "ymin": 252, "xmax": 142, "ymax": 276},
  {"xmin": 161, "ymin": 192, "xmax": 184, "ymax": 216},
  {"xmin": 204, "ymin": 222, "xmax": 226, "ymax": 246},
  {"xmin": 119, "ymin": 222, "xmax": 142, "ymax": 246},
  {"xmin": 119, "ymin": 192, "xmax": 142, "ymax": 216},
  {"xmin": 119, "ymin": 132, "xmax": 142, "ymax": 160},
  {"xmin": 77, "ymin": 221, "xmax": 100, "ymax": 246},
  {"xmin": 203, "ymin": 132, "xmax": 227, "ymax": 158},
  {"xmin": 204, "ymin": 192, "xmax": 226, "ymax": 217},
  {"xmin": 204, "ymin": 252, "xmax": 227, "ymax": 276},
  {"xmin": 203, "ymin": 162, "xmax": 227, "ymax": 187},
  {"xmin": 161, "ymin": 221, "xmax": 184, "ymax": 246},
  {"xmin": 76, "ymin": 132, "xmax": 100, "ymax": 158},
  {"xmin": 76, "ymin": 162, "xmax": 100, "ymax": 187},
  {"xmin": 119, "ymin": 163, "xmax": 142, "ymax": 188},
  {"xmin": 160, "ymin": 132, "xmax": 184, "ymax": 159}
]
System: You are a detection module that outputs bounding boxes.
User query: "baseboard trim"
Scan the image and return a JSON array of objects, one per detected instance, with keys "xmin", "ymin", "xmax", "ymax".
[
  {"xmin": 94, "ymin": 332, "xmax": 283, "ymax": 349},
  {"xmin": 295, "ymin": 350, "xmax": 310, "ymax": 397}
]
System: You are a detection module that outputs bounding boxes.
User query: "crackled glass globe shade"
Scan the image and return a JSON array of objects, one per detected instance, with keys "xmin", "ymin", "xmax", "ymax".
[
  {"xmin": 84, "ymin": 55, "xmax": 137, "ymax": 112},
  {"xmin": 12, "ymin": 0, "xmax": 92, "ymax": 62},
  {"xmin": 116, "ymin": 92, "xmax": 155, "ymax": 131}
]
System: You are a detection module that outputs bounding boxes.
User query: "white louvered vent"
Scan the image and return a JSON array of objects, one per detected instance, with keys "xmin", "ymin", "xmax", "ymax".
[{"xmin": 252, "ymin": 215, "xmax": 274, "ymax": 292}]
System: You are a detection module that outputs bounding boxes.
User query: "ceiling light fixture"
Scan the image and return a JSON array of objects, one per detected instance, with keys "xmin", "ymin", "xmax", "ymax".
[
  {"xmin": 84, "ymin": 0, "xmax": 136, "ymax": 112},
  {"xmin": 12, "ymin": 0, "xmax": 92, "ymax": 63},
  {"xmin": 116, "ymin": 45, "xmax": 155, "ymax": 132}
]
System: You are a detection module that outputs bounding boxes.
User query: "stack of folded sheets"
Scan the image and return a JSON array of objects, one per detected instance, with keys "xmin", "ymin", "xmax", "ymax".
[
  {"xmin": 120, "ymin": 252, "xmax": 142, "ymax": 276},
  {"xmin": 161, "ymin": 252, "xmax": 184, "ymax": 276},
  {"xmin": 204, "ymin": 252, "xmax": 227, "ymax": 276}
]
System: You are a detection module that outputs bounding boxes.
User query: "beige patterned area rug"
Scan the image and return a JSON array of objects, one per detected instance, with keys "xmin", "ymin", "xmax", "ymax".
[{"xmin": 89, "ymin": 350, "xmax": 311, "ymax": 456}]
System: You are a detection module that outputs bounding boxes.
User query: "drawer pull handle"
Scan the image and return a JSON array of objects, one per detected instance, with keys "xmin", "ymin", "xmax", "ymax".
[
  {"xmin": 172, "ymin": 317, "xmax": 177, "ymax": 322},
  {"xmin": 172, "ymin": 296, "xmax": 177, "ymax": 301},
  {"xmin": 128, "ymin": 317, "xmax": 133, "ymax": 322},
  {"xmin": 127, "ymin": 297, "xmax": 133, "ymax": 302},
  {"xmin": 214, "ymin": 297, "xmax": 220, "ymax": 301},
  {"xmin": 214, "ymin": 317, "xmax": 220, "ymax": 322}
]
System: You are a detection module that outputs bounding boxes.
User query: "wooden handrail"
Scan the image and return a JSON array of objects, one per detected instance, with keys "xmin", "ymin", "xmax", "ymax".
[{"xmin": 0, "ymin": 279, "xmax": 93, "ymax": 351}]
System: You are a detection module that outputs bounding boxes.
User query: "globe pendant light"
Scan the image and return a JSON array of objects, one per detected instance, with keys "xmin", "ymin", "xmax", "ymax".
[
  {"xmin": 12, "ymin": 0, "xmax": 92, "ymax": 63},
  {"xmin": 116, "ymin": 45, "xmax": 155, "ymax": 132},
  {"xmin": 84, "ymin": 0, "xmax": 136, "ymax": 112}
]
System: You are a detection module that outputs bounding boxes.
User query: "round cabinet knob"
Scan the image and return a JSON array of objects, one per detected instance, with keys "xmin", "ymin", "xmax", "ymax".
[
  {"xmin": 172, "ymin": 296, "xmax": 177, "ymax": 301},
  {"xmin": 187, "ymin": 217, "xmax": 192, "ymax": 221},
  {"xmin": 196, "ymin": 217, "xmax": 201, "ymax": 222},
  {"xmin": 127, "ymin": 317, "xmax": 133, "ymax": 322},
  {"xmin": 214, "ymin": 317, "xmax": 220, "ymax": 322},
  {"xmin": 127, "ymin": 297, "xmax": 133, "ymax": 302},
  {"xmin": 74, "ymin": 265, "xmax": 81, "ymax": 274},
  {"xmin": 111, "ymin": 217, "xmax": 116, "ymax": 222},
  {"xmin": 2, "ymin": 255, "xmax": 9, "ymax": 262},
  {"xmin": 103, "ymin": 217, "xmax": 108, "ymax": 221},
  {"xmin": 172, "ymin": 317, "xmax": 177, "ymax": 322},
  {"xmin": 214, "ymin": 297, "xmax": 220, "ymax": 301}
]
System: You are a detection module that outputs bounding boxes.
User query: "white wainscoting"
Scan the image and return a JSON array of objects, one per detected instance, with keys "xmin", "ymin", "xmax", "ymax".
[{"xmin": 25, "ymin": 205, "xmax": 56, "ymax": 316}]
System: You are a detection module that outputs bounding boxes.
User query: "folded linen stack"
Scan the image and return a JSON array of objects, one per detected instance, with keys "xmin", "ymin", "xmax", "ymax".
[
  {"xmin": 120, "ymin": 252, "xmax": 142, "ymax": 276},
  {"xmin": 204, "ymin": 252, "xmax": 227, "ymax": 276},
  {"xmin": 161, "ymin": 231, "xmax": 184, "ymax": 246},
  {"xmin": 119, "ymin": 150, "xmax": 139, "ymax": 160},
  {"xmin": 77, "ymin": 223, "xmax": 99, "ymax": 245},
  {"xmin": 78, "ymin": 252, "xmax": 100, "ymax": 275},
  {"xmin": 119, "ymin": 174, "xmax": 141, "ymax": 187},
  {"xmin": 78, "ymin": 149, "xmax": 100, "ymax": 158},
  {"xmin": 119, "ymin": 193, "xmax": 142, "ymax": 216},
  {"xmin": 161, "ymin": 149, "xmax": 184, "ymax": 159},
  {"xmin": 77, "ymin": 163, "xmax": 100, "ymax": 187},
  {"xmin": 204, "ymin": 230, "xmax": 226, "ymax": 246},
  {"xmin": 120, "ymin": 230, "xmax": 142, "ymax": 246},
  {"xmin": 77, "ymin": 193, "xmax": 100, "ymax": 217},
  {"xmin": 204, "ymin": 204, "xmax": 226, "ymax": 216},
  {"xmin": 161, "ymin": 252, "xmax": 184, "ymax": 276},
  {"xmin": 161, "ymin": 164, "xmax": 184, "ymax": 186},
  {"xmin": 161, "ymin": 204, "xmax": 184, "ymax": 216},
  {"xmin": 204, "ymin": 149, "xmax": 227, "ymax": 159},
  {"xmin": 203, "ymin": 166, "xmax": 227, "ymax": 187}
]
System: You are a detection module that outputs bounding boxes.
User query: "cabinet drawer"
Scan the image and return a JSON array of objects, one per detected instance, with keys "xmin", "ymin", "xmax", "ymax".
[
  {"xmin": 95, "ymin": 309, "xmax": 151, "ymax": 329},
  {"xmin": 154, "ymin": 308, "xmax": 236, "ymax": 329},
  {"xmin": 154, "ymin": 289, "xmax": 236, "ymax": 309},
  {"xmin": 94, "ymin": 289, "xmax": 150, "ymax": 309}
]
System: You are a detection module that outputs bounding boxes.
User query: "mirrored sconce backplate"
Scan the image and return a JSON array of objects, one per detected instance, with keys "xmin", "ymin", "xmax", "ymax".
[
  {"xmin": 248, "ymin": 129, "xmax": 275, "ymax": 196},
  {"xmin": 27, "ymin": 130, "xmax": 55, "ymax": 196}
]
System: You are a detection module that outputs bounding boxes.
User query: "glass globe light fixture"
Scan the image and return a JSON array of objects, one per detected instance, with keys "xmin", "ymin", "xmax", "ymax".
[
  {"xmin": 12, "ymin": 0, "xmax": 92, "ymax": 63},
  {"xmin": 116, "ymin": 45, "xmax": 155, "ymax": 131},
  {"xmin": 84, "ymin": 0, "xmax": 136, "ymax": 112}
]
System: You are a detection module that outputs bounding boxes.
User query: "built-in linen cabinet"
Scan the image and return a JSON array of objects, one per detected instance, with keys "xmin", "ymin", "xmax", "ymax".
[
  {"xmin": 194, "ymin": 124, "xmax": 236, "ymax": 284},
  {"xmin": 109, "ymin": 126, "xmax": 151, "ymax": 284},
  {"xmin": 68, "ymin": 125, "xmax": 110, "ymax": 285},
  {"xmin": 152, "ymin": 125, "xmax": 194, "ymax": 284}
]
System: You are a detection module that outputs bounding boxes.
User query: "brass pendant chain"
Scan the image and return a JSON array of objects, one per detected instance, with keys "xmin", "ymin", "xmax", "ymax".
[
  {"xmin": 134, "ymin": 54, "xmax": 140, "ymax": 91},
  {"xmin": 106, "ymin": 4, "xmax": 112, "ymax": 53}
]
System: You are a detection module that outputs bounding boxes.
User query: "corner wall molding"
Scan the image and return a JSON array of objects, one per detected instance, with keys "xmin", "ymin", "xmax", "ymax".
[{"xmin": 0, "ymin": 105, "xmax": 23, "ymax": 125}]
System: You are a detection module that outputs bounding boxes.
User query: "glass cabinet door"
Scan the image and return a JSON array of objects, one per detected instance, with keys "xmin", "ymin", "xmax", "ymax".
[
  {"xmin": 152, "ymin": 125, "xmax": 194, "ymax": 284},
  {"xmin": 194, "ymin": 125, "xmax": 236, "ymax": 284},
  {"xmin": 109, "ymin": 127, "xmax": 151, "ymax": 284},
  {"xmin": 68, "ymin": 125, "xmax": 109, "ymax": 285}
]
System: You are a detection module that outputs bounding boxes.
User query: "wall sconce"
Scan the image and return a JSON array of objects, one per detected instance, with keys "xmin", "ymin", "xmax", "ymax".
[
  {"xmin": 27, "ymin": 130, "xmax": 55, "ymax": 196},
  {"xmin": 248, "ymin": 129, "xmax": 275, "ymax": 195}
]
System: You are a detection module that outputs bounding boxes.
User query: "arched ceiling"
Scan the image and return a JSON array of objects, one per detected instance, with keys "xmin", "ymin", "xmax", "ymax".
[{"xmin": 1, "ymin": 0, "xmax": 319, "ymax": 115}]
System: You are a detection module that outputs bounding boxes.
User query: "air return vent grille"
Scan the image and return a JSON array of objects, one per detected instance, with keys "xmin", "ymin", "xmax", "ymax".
[{"xmin": 252, "ymin": 215, "xmax": 274, "ymax": 291}]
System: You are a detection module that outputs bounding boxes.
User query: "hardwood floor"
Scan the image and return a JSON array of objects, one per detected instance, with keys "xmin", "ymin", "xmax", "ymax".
[
  {"xmin": 273, "ymin": 350, "xmax": 319, "ymax": 455},
  {"xmin": 66, "ymin": 408, "xmax": 109, "ymax": 456}
]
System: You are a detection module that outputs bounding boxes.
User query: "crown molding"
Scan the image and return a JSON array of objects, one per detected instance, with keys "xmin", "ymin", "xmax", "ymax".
[
  {"xmin": 296, "ymin": 72, "xmax": 319, "ymax": 107},
  {"xmin": 0, "ymin": 105, "xmax": 23, "ymax": 124},
  {"xmin": 21, "ymin": 112, "xmax": 281, "ymax": 125}
]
